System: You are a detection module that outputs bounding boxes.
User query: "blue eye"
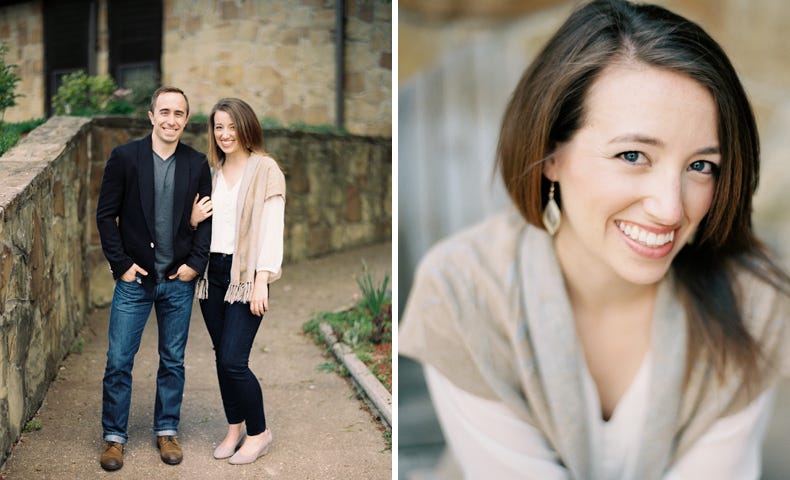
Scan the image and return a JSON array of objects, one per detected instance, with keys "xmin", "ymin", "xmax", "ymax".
[
  {"xmin": 689, "ymin": 160, "xmax": 718, "ymax": 175},
  {"xmin": 618, "ymin": 151, "xmax": 643, "ymax": 164}
]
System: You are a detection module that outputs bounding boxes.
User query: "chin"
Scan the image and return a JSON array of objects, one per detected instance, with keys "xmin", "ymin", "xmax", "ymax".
[{"xmin": 615, "ymin": 262, "xmax": 673, "ymax": 286}]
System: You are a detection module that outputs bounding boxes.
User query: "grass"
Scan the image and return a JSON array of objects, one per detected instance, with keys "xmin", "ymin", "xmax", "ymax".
[
  {"xmin": 22, "ymin": 419, "xmax": 42, "ymax": 433},
  {"xmin": 303, "ymin": 262, "xmax": 392, "ymax": 393},
  {"xmin": 0, "ymin": 118, "xmax": 46, "ymax": 156},
  {"xmin": 70, "ymin": 336, "xmax": 85, "ymax": 354}
]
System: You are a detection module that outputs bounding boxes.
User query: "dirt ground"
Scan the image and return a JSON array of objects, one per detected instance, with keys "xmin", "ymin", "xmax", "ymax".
[{"xmin": 0, "ymin": 242, "xmax": 392, "ymax": 480}]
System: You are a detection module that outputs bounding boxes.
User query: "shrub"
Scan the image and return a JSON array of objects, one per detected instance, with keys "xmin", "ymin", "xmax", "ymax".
[
  {"xmin": 0, "ymin": 129, "xmax": 19, "ymax": 155},
  {"xmin": 51, "ymin": 71, "xmax": 145, "ymax": 116},
  {"xmin": 303, "ymin": 262, "xmax": 392, "ymax": 347},
  {"xmin": 357, "ymin": 262, "xmax": 390, "ymax": 318},
  {"xmin": 119, "ymin": 75, "xmax": 159, "ymax": 116},
  {"xmin": 0, "ymin": 43, "xmax": 22, "ymax": 120}
]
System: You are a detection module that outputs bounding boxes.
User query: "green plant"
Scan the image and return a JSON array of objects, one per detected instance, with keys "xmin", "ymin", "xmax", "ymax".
[
  {"xmin": 3, "ymin": 117, "xmax": 45, "ymax": 135},
  {"xmin": 357, "ymin": 261, "xmax": 390, "ymax": 318},
  {"xmin": 0, "ymin": 118, "xmax": 45, "ymax": 157},
  {"xmin": 51, "ymin": 71, "xmax": 122, "ymax": 116},
  {"xmin": 303, "ymin": 263, "xmax": 392, "ymax": 392},
  {"xmin": 0, "ymin": 129, "xmax": 19, "ymax": 156},
  {"xmin": 70, "ymin": 336, "xmax": 85, "ymax": 354},
  {"xmin": 0, "ymin": 43, "xmax": 22, "ymax": 121},
  {"xmin": 287, "ymin": 121, "xmax": 348, "ymax": 135},
  {"xmin": 189, "ymin": 113, "xmax": 209, "ymax": 124},
  {"xmin": 23, "ymin": 419, "xmax": 42, "ymax": 432},
  {"xmin": 356, "ymin": 261, "xmax": 391, "ymax": 343},
  {"xmin": 261, "ymin": 117, "xmax": 283, "ymax": 129},
  {"xmin": 317, "ymin": 361, "xmax": 337, "ymax": 373},
  {"xmin": 121, "ymin": 76, "xmax": 159, "ymax": 116}
]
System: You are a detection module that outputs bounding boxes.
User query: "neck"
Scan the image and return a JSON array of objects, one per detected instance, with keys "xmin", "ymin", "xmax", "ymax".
[
  {"xmin": 223, "ymin": 150, "xmax": 251, "ymax": 167},
  {"xmin": 554, "ymin": 232, "xmax": 658, "ymax": 317},
  {"xmin": 152, "ymin": 136, "xmax": 177, "ymax": 159}
]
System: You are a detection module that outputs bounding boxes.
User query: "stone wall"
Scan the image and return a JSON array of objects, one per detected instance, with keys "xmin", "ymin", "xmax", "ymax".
[
  {"xmin": 0, "ymin": 0, "xmax": 392, "ymax": 136},
  {"xmin": 0, "ymin": 115, "xmax": 390, "ymax": 462},
  {"xmin": 0, "ymin": 116, "xmax": 93, "ymax": 463}
]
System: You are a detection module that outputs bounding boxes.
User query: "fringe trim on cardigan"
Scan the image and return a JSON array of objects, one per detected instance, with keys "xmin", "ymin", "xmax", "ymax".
[
  {"xmin": 224, "ymin": 281, "xmax": 255, "ymax": 304},
  {"xmin": 195, "ymin": 277, "xmax": 209, "ymax": 300}
]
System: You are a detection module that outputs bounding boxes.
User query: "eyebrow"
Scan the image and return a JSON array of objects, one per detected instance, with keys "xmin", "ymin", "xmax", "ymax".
[{"xmin": 609, "ymin": 134, "xmax": 719, "ymax": 155}]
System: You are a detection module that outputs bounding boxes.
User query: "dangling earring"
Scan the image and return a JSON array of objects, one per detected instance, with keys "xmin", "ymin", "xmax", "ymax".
[{"xmin": 542, "ymin": 182, "xmax": 561, "ymax": 236}]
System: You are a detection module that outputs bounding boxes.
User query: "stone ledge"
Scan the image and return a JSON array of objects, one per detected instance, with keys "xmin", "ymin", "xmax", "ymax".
[{"xmin": 317, "ymin": 321, "xmax": 392, "ymax": 428}]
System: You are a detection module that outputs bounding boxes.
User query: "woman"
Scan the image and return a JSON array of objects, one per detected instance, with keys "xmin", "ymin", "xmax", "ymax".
[
  {"xmin": 399, "ymin": 0, "xmax": 790, "ymax": 478},
  {"xmin": 191, "ymin": 97, "xmax": 286, "ymax": 465}
]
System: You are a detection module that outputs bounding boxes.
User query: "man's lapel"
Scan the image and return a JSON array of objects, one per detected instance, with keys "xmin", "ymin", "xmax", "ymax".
[
  {"xmin": 172, "ymin": 143, "xmax": 189, "ymax": 234},
  {"xmin": 138, "ymin": 135, "xmax": 155, "ymax": 240}
]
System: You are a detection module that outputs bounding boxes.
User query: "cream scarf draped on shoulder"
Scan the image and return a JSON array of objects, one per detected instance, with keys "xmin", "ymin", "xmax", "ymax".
[
  {"xmin": 196, "ymin": 153, "xmax": 286, "ymax": 302},
  {"xmin": 399, "ymin": 210, "xmax": 790, "ymax": 480}
]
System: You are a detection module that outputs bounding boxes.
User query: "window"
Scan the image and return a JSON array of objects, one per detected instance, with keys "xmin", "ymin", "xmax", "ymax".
[{"xmin": 108, "ymin": 0, "xmax": 162, "ymax": 89}]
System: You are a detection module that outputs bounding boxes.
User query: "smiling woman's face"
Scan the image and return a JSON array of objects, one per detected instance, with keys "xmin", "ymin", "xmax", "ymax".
[{"xmin": 543, "ymin": 60, "xmax": 720, "ymax": 287}]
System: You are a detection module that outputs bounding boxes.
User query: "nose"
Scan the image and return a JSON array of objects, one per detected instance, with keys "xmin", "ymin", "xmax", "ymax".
[{"xmin": 642, "ymin": 171, "xmax": 684, "ymax": 226}]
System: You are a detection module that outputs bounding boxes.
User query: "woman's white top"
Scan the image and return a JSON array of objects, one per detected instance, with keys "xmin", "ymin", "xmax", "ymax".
[
  {"xmin": 424, "ymin": 357, "xmax": 775, "ymax": 480},
  {"xmin": 209, "ymin": 168, "xmax": 285, "ymax": 274}
]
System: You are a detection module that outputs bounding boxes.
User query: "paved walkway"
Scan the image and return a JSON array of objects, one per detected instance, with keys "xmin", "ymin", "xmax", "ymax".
[{"xmin": 0, "ymin": 243, "xmax": 392, "ymax": 480}]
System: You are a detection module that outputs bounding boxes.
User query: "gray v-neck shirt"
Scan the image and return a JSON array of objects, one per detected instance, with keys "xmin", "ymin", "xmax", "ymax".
[{"xmin": 153, "ymin": 151, "xmax": 175, "ymax": 282}]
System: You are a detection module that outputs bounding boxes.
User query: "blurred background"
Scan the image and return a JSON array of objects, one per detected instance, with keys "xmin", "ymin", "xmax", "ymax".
[{"xmin": 398, "ymin": 1, "xmax": 790, "ymax": 478}]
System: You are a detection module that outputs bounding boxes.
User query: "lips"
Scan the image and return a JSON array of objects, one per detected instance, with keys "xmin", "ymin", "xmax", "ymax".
[{"xmin": 616, "ymin": 221, "xmax": 675, "ymax": 247}]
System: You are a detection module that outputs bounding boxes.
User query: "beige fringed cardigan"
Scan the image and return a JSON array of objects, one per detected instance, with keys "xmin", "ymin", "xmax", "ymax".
[
  {"xmin": 196, "ymin": 153, "xmax": 286, "ymax": 303},
  {"xmin": 399, "ymin": 209, "xmax": 790, "ymax": 480}
]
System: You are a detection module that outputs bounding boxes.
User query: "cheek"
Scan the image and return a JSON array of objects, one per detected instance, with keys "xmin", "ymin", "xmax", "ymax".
[{"xmin": 684, "ymin": 181, "xmax": 716, "ymax": 222}]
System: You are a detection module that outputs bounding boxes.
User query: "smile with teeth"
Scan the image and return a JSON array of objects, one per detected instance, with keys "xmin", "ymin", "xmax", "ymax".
[{"xmin": 616, "ymin": 221, "xmax": 675, "ymax": 247}]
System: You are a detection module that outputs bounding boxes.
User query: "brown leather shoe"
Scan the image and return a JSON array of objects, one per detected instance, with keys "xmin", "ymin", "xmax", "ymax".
[
  {"xmin": 100, "ymin": 441, "xmax": 124, "ymax": 471},
  {"xmin": 157, "ymin": 435, "xmax": 183, "ymax": 465}
]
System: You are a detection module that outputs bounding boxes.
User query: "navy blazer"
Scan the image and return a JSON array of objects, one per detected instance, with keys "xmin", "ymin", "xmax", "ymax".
[{"xmin": 96, "ymin": 134, "xmax": 212, "ymax": 291}]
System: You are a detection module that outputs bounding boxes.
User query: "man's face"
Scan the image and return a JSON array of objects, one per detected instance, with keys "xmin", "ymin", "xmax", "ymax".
[{"xmin": 148, "ymin": 92, "xmax": 189, "ymax": 146}]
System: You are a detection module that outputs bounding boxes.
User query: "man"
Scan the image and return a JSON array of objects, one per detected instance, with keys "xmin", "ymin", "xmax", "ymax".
[{"xmin": 95, "ymin": 86, "xmax": 211, "ymax": 471}]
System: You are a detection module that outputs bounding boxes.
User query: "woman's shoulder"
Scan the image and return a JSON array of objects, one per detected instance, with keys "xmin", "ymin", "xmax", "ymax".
[
  {"xmin": 419, "ymin": 209, "xmax": 529, "ymax": 274},
  {"xmin": 402, "ymin": 210, "xmax": 531, "ymax": 401},
  {"xmin": 248, "ymin": 153, "xmax": 285, "ymax": 193},
  {"xmin": 729, "ymin": 258, "xmax": 790, "ymax": 373},
  {"xmin": 730, "ymin": 258, "xmax": 790, "ymax": 314},
  {"xmin": 249, "ymin": 152, "xmax": 280, "ymax": 170}
]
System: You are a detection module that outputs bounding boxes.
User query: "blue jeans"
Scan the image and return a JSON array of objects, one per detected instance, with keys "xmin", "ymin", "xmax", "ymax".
[
  {"xmin": 199, "ymin": 253, "xmax": 267, "ymax": 435},
  {"xmin": 102, "ymin": 277, "xmax": 195, "ymax": 444}
]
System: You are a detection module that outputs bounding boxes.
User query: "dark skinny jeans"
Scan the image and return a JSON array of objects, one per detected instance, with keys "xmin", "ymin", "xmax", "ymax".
[{"xmin": 199, "ymin": 253, "xmax": 267, "ymax": 435}]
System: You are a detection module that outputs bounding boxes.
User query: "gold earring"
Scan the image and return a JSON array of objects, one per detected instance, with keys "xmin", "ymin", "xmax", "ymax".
[{"xmin": 542, "ymin": 182, "xmax": 561, "ymax": 236}]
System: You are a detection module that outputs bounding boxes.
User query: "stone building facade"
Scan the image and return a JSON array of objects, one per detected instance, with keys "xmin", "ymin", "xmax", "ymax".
[{"xmin": 0, "ymin": 0, "xmax": 391, "ymax": 136}]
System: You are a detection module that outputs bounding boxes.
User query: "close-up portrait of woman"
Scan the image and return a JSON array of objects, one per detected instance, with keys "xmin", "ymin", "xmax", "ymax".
[{"xmin": 399, "ymin": 0, "xmax": 790, "ymax": 478}]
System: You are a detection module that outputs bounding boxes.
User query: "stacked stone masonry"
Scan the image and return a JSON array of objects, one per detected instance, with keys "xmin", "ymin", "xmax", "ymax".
[
  {"xmin": 0, "ymin": 115, "xmax": 391, "ymax": 464},
  {"xmin": 0, "ymin": 0, "xmax": 392, "ymax": 137}
]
